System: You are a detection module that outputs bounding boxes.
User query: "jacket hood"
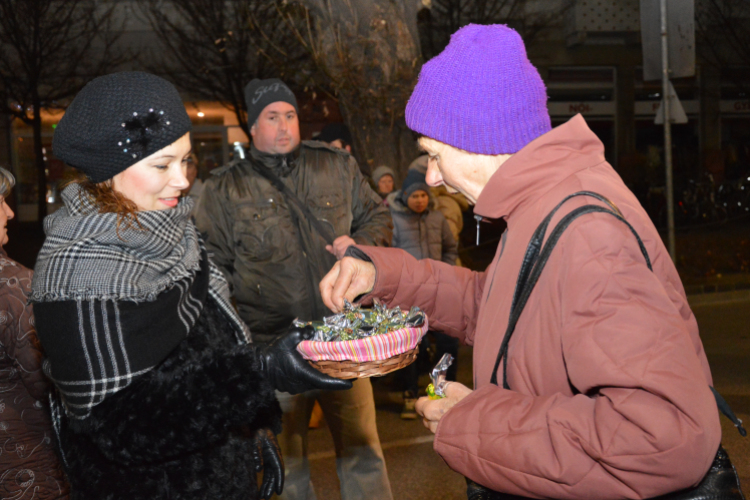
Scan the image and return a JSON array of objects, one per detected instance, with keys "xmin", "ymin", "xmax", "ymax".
[
  {"xmin": 432, "ymin": 185, "xmax": 470, "ymax": 211},
  {"xmin": 473, "ymin": 114, "xmax": 606, "ymax": 220}
]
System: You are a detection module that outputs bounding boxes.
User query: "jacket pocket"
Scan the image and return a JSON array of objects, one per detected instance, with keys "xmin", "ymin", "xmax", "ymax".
[
  {"xmin": 309, "ymin": 192, "xmax": 346, "ymax": 236},
  {"xmin": 232, "ymin": 198, "xmax": 292, "ymax": 262}
]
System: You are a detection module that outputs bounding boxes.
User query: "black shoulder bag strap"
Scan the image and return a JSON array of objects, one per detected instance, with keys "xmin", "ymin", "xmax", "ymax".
[
  {"xmin": 469, "ymin": 191, "xmax": 745, "ymax": 500},
  {"xmin": 488, "ymin": 190, "xmax": 746, "ymax": 435},
  {"xmin": 248, "ymin": 159, "xmax": 336, "ymax": 245}
]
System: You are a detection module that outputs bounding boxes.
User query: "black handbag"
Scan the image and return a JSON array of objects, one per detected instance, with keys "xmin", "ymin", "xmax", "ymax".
[{"xmin": 468, "ymin": 191, "xmax": 746, "ymax": 500}]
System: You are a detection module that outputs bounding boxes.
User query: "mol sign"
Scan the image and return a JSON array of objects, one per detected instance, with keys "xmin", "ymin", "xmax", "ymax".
[
  {"xmin": 634, "ymin": 100, "xmax": 699, "ymax": 116},
  {"xmin": 721, "ymin": 101, "xmax": 750, "ymax": 113},
  {"xmin": 547, "ymin": 101, "xmax": 615, "ymax": 117}
]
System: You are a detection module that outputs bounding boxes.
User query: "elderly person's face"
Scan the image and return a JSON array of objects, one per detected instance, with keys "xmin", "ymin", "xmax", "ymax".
[
  {"xmin": 418, "ymin": 137, "xmax": 511, "ymax": 204},
  {"xmin": 0, "ymin": 195, "xmax": 14, "ymax": 247}
]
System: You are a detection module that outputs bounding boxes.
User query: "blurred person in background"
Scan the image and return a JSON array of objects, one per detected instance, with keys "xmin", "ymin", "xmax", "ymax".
[
  {"xmin": 385, "ymin": 168, "xmax": 458, "ymax": 419},
  {"xmin": 409, "ymin": 155, "xmax": 469, "ymax": 250},
  {"xmin": 316, "ymin": 122, "xmax": 373, "ymax": 178},
  {"xmin": 372, "ymin": 165, "xmax": 396, "ymax": 201},
  {"xmin": 316, "ymin": 122, "xmax": 353, "ymax": 154},
  {"xmin": 0, "ymin": 166, "xmax": 70, "ymax": 500},
  {"xmin": 182, "ymin": 153, "xmax": 204, "ymax": 201}
]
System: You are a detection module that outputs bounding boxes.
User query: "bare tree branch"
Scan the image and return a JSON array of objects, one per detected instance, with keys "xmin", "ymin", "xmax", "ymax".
[
  {"xmin": 136, "ymin": 0, "xmax": 312, "ymax": 137},
  {"xmin": 421, "ymin": 0, "xmax": 570, "ymax": 60},
  {"xmin": 281, "ymin": 0, "xmax": 423, "ymax": 175},
  {"xmin": 697, "ymin": 0, "xmax": 750, "ymax": 93},
  {"xmin": 0, "ymin": 0, "xmax": 129, "ymax": 223}
]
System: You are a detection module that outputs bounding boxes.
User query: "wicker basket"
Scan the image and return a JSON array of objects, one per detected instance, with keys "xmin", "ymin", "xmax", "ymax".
[{"xmin": 308, "ymin": 345, "xmax": 420, "ymax": 379}]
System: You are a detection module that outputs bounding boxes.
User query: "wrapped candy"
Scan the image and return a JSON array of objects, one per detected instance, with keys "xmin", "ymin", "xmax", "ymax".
[
  {"xmin": 426, "ymin": 353, "xmax": 454, "ymax": 400},
  {"xmin": 294, "ymin": 298, "xmax": 425, "ymax": 342}
]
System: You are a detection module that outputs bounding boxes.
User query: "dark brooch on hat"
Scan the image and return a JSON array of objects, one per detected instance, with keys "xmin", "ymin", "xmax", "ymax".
[{"xmin": 118, "ymin": 109, "xmax": 171, "ymax": 160}]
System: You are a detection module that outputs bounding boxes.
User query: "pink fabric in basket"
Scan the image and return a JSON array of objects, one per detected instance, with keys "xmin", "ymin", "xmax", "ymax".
[{"xmin": 296, "ymin": 319, "xmax": 429, "ymax": 362}]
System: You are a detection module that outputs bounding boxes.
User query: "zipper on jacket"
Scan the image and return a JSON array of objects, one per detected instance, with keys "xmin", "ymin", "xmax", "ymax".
[{"xmin": 474, "ymin": 215, "xmax": 483, "ymax": 246}]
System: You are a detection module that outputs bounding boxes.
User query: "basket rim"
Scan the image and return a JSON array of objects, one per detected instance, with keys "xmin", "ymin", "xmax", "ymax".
[
  {"xmin": 308, "ymin": 345, "xmax": 420, "ymax": 379},
  {"xmin": 297, "ymin": 319, "xmax": 428, "ymax": 363}
]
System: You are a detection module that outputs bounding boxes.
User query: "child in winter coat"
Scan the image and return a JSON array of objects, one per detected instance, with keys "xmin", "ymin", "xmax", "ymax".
[
  {"xmin": 386, "ymin": 169, "xmax": 459, "ymax": 418},
  {"xmin": 387, "ymin": 169, "xmax": 457, "ymax": 265}
]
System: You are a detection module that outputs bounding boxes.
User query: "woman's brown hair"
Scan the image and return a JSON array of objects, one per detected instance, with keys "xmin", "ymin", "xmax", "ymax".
[{"xmin": 66, "ymin": 174, "xmax": 142, "ymax": 235}]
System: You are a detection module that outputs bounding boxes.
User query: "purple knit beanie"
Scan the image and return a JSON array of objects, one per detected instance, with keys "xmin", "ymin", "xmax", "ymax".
[{"xmin": 406, "ymin": 24, "xmax": 551, "ymax": 155}]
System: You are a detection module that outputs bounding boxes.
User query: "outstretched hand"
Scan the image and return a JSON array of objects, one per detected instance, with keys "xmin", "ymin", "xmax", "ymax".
[
  {"xmin": 320, "ymin": 256, "xmax": 377, "ymax": 313},
  {"xmin": 257, "ymin": 325, "xmax": 353, "ymax": 394},
  {"xmin": 415, "ymin": 382, "xmax": 473, "ymax": 433}
]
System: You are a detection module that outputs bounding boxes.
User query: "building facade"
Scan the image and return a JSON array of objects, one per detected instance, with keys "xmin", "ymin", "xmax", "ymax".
[{"xmin": 3, "ymin": 0, "xmax": 749, "ymax": 223}]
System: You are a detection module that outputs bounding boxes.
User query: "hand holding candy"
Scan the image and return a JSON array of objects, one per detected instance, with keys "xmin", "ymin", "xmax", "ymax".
[
  {"xmin": 415, "ymin": 381, "xmax": 473, "ymax": 433},
  {"xmin": 426, "ymin": 353, "xmax": 454, "ymax": 400}
]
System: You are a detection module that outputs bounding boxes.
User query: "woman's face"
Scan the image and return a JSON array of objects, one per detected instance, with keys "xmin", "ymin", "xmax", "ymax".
[
  {"xmin": 378, "ymin": 174, "xmax": 394, "ymax": 195},
  {"xmin": 0, "ymin": 195, "xmax": 14, "ymax": 247},
  {"xmin": 112, "ymin": 133, "xmax": 191, "ymax": 211}
]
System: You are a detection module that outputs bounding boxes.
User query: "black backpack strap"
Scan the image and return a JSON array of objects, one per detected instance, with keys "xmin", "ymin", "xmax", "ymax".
[
  {"xmin": 249, "ymin": 159, "xmax": 336, "ymax": 245},
  {"xmin": 711, "ymin": 387, "xmax": 747, "ymax": 436}
]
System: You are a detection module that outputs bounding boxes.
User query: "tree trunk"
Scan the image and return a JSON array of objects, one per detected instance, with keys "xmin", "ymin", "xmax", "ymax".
[
  {"xmin": 341, "ymin": 105, "xmax": 417, "ymax": 181},
  {"xmin": 32, "ymin": 91, "xmax": 47, "ymax": 226},
  {"xmin": 300, "ymin": 0, "xmax": 422, "ymax": 177}
]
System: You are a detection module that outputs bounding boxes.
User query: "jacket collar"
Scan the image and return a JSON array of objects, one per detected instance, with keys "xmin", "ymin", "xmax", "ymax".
[
  {"xmin": 473, "ymin": 114, "xmax": 607, "ymax": 220},
  {"xmin": 249, "ymin": 142, "xmax": 301, "ymax": 177}
]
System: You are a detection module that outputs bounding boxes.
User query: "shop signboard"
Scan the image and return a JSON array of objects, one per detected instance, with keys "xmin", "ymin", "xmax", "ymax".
[
  {"xmin": 720, "ymin": 100, "xmax": 750, "ymax": 114},
  {"xmin": 547, "ymin": 101, "xmax": 615, "ymax": 117},
  {"xmin": 634, "ymin": 100, "xmax": 698, "ymax": 116}
]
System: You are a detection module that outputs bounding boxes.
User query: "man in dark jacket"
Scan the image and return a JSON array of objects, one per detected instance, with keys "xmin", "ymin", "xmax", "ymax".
[{"xmin": 195, "ymin": 78, "xmax": 394, "ymax": 500}]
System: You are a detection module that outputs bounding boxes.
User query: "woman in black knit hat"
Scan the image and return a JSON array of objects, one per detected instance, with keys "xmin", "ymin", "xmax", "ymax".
[{"xmin": 30, "ymin": 71, "xmax": 351, "ymax": 500}]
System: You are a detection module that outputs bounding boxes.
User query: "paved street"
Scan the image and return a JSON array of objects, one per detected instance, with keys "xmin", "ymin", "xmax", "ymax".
[
  {"xmin": 299, "ymin": 291, "xmax": 750, "ymax": 499},
  {"xmin": 689, "ymin": 291, "xmax": 750, "ymax": 488}
]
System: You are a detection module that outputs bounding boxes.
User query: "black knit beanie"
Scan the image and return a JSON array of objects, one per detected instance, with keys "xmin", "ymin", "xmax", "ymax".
[
  {"xmin": 317, "ymin": 122, "xmax": 353, "ymax": 146},
  {"xmin": 53, "ymin": 72, "xmax": 192, "ymax": 183},
  {"xmin": 244, "ymin": 78, "xmax": 298, "ymax": 126},
  {"xmin": 400, "ymin": 169, "xmax": 430, "ymax": 205}
]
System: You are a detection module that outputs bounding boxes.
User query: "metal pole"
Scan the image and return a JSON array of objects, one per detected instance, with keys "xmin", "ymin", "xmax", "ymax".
[{"xmin": 661, "ymin": 0, "xmax": 676, "ymax": 261}]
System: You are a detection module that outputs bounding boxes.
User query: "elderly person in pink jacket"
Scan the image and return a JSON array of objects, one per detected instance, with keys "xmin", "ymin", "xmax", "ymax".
[{"xmin": 319, "ymin": 24, "xmax": 738, "ymax": 500}]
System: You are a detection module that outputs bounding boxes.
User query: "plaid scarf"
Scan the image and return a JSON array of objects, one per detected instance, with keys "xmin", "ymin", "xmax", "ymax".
[{"xmin": 31, "ymin": 183, "xmax": 249, "ymax": 418}]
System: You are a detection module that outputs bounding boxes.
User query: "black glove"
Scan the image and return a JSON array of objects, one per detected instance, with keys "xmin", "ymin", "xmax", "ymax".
[
  {"xmin": 254, "ymin": 325, "xmax": 353, "ymax": 394},
  {"xmin": 252, "ymin": 428, "xmax": 284, "ymax": 499}
]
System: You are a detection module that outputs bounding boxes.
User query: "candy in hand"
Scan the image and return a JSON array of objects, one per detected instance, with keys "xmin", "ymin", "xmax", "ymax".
[{"xmin": 427, "ymin": 353, "xmax": 454, "ymax": 399}]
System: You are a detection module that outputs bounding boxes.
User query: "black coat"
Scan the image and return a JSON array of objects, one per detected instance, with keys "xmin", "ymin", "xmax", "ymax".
[{"xmin": 51, "ymin": 295, "xmax": 281, "ymax": 499}]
